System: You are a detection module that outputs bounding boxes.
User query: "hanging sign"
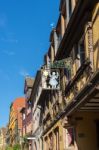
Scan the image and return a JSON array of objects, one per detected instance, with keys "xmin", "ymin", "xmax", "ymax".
[{"xmin": 41, "ymin": 69, "xmax": 60, "ymax": 90}]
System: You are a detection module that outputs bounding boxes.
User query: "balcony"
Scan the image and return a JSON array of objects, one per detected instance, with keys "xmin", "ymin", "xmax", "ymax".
[{"xmin": 65, "ymin": 59, "xmax": 93, "ymax": 104}]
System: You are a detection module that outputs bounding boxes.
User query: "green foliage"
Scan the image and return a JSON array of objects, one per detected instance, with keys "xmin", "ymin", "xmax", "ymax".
[
  {"xmin": 6, "ymin": 146, "xmax": 13, "ymax": 150},
  {"xmin": 23, "ymin": 136, "xmax": 28, "ymax": 144},
  {"xmin": 13, "ymin": 144, "xmax": 21, "ymax": 150}
]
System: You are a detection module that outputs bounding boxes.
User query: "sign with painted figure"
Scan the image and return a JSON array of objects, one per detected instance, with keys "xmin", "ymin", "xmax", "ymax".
[{"xmin": 41, "ymin": 69, "xmax": 60, "ymax": 90}]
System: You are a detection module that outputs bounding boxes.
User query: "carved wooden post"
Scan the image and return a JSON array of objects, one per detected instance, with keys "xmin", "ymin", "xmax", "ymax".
[{"xmin": 87, "ymin": 22, "xmax": 94, "ymax": 72}]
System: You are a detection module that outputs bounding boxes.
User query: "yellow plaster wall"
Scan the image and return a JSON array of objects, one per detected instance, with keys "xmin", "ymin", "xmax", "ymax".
[
  {"xmin": 92, "ymin": 3, "xmax": 99, "ymax": 71},
  {"xmin": 9, "ymin": 107, "xmax": 17, "ymax": 145},
  {"xmin": 43, "ymin": 119, "xmax": 64, "ymax": 150},
  {"xmin": 73, "ymin": 112, "xmax": 99, "ymax": 150}
]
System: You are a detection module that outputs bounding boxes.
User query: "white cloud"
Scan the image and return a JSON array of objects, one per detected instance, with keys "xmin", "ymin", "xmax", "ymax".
[
  {"xmin": 1, "ymin": 38, "xmax": 18, "ymax": 43},
  {"xmin": 0, "ymin": 32, "xmax": 18, "ymax": 44},
  {"xmin": 19, "ymin": 69, "xmax": 29, "ymax": 77},
  {"xmin": 50, "ymin": 22, "xmax": 55, "ymax": 28},
  {"xmin": 2, "ymin": 50, "xmax": 15, "ymax": 56}
]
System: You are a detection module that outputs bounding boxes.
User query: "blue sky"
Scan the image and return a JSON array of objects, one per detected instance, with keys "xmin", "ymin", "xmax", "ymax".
[{"xmin": 0, "ymin": 0, "xmax": 60, "ymax": 127}]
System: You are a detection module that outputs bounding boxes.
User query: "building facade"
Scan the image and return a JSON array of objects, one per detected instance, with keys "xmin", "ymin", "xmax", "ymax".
[
  {"xmin": 30, "ymin": 71, "xmax": 43, "ymax": 150},
  {"xmin": 42, "ymin": 0, "xmax": 99, "ymax": 150},
  {"xmin": 30, "ymin": 0, "xmax": 99, "ymax": 150},
  {"xmin": 8, "ymin": 97, "xmax": 25, "ymax": 146},
  {"xmin": 21, "ymin": 77, "xmax": 34, "ymax": 150},
  {"xmin": 0, "ymin": 128, "xmax": 7, "ymax": 150}
]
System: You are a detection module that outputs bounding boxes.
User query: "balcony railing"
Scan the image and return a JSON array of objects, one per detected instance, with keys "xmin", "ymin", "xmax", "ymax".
[{"xmin": 65, "ymin": 59, "xmax": 92, "ymax": 103}]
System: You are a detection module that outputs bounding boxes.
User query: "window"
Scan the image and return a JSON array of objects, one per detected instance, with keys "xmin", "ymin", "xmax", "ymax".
[
  {"xmin": 65, "ymin": 127, "xmax": 75, "ymax": 148},
  {"xmin": 74, "ymin": 36, "xmax": 85, "ymax": 69},
  {"xmin": 54, "ymin": 128, "xmax": 59, "ymax": 150},
  {"xmin": 78, "ymin": 38, "xmax": 85, "ymax": 65}
]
